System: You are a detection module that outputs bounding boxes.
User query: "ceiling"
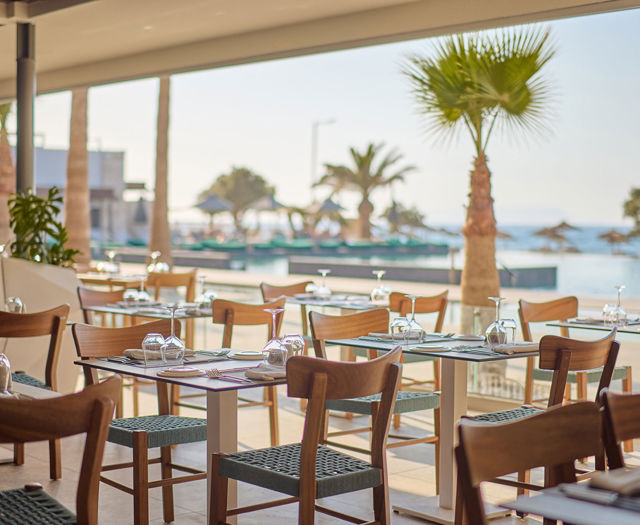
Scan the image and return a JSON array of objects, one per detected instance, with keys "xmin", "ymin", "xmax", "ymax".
[{"xmin": 0, "ymin": 0, "xmax": 638, "ymax": 100}]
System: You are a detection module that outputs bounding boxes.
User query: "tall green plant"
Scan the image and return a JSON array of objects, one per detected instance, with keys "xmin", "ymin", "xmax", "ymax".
[{"xmin": 9, "ymin": 187, "xmax": 79, "ymax": 267}]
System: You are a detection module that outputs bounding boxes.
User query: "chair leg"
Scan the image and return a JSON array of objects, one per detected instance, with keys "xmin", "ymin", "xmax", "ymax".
[
  {"xmin": 576, "ymin": 372, "xmax": 587, "ymax": 401},
  {"xmin": 564, "ymin": 383, "xmax": 572, "ymax": 403},
  {"xmin": 210, "ymin": 453, "xmax": 229, "ymax": 525},
  {"xmin": 160, "ymin": 446, "xmax": 174, "ymax": 523},
  {"xmin": 49, "ymin": 439, "xmax": 62, "ymax": 480},
  {"xmin": 524, "ymin": 356, "xmax": 534, "ymax": 404},
  {"xmin": 116, "ymin": 383, "xmax": 124, "ymax": 418},
  {"xmin": 298, "ymin": 489, "xmax": 315, "ymax": 524},
  {"xmin": 13, "ymin": 443, "xmax": 24, "ymax": 465},
  {"xmin": 434, "ymin": 407, "xmax": 440, "ymax": 496},
  {"xmin": 266, "ymin": 386, "xmax": 279, "ymax": 446},
  {"xmin": 132, "ymin": 431, "xmax": 149, "ymax": 525},
  {"xmin": 133, "ymin": 378, "xmax": 140, "ymax": 417},
  {"xmin": 373, "ymin": 479, "xmax": 391, "ymax": 525},
  {"xmin": 623, "ymin": 368, "xmax": 633, "ymax": 452},
  {"xmin": 171, "ymin": 385, "xmax": 180, "ymax": 416}
]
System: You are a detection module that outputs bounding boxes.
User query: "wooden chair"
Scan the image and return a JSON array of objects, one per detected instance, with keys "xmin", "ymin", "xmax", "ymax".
[
  {"xmin": 0, "ymin": 376, "xmax": 121, "ymax": 525},
  {"xmin": 469, "ymin": 330, "xmax": 619, "ymax": 495},
  {"xmin": 77, "ymin": 285, "xmax": 125, "ymax": 326},
  {"xmin": 209, "ymin": 347, "xmax": 402, "ymax": 525},
  {"xmin": 519, "ymin": 297, "xmax": 632, "ymax": 410},
  {"xmin": 309, "ymin": 308, "xmax": 440, "ymax": 490},
  {"xmin": 600, "ymin": 389, "xmax": 640, "ymax": 469},
  {"xmin": 455, "ymin": 401, "xmax": 604, "ymax": 525},
  {"xmin": 72, "ymin": 320, "xmax": 207, "ymax": 525},
  {"xmin": 174, "ymin": 297, "xmax": 285, "ymax": 446},
  {"xmin": 260, "ymin": 280, "xmax": 313, "ymax": 336},
  {"xmin": 1, "ymin": 304, "xmax": 70, "ymax": 480}
]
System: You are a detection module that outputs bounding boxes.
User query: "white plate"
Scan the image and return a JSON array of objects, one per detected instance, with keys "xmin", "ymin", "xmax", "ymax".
[
  {"xmin": 157, "ymin": 366, "xmax": 205, "ymax": 378},
  {"xmin": 228, "ymin": 350, "xmax": 264, "ymax": 361},
  {"xmin": 455, "ymin": 335, "xmax": 485, "ymax": 341}
]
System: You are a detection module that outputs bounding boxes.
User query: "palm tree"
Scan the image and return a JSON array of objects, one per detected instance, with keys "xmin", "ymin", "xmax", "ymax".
[
  {"xmin": 64, "ymin": 88, "xmax": 91, "ymax": 267},
  {"xmin": 623, "ymin": 188, "xmax": 640, "ymax": 235},
  {"xmin": 0, "ymin": 103, "xmax": 15, "ymax": 245},
  {"xmin": 315, "ymin": 142, "xmax": 415, "ymax": 239},
  {"xmin": 404, "ymin": 29, "xmax": 554, "ymax": 328},
  {"xmin": 149, "ymin": 75, "xmax": 173, "ymax": 266}
]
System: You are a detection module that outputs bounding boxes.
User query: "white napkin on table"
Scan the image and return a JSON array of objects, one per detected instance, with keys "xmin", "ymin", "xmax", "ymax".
[
  {"xmin": 492, "ymin": 342, "xmax": 538, "ymax": 355},
  {"xmin": 245, "ymin": 363, "xmax": 286, "ymax": 380}
]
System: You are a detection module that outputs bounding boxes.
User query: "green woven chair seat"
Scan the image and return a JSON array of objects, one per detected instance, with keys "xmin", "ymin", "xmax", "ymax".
[
  {"xmin": 0, "ymin": 487, "xmax": 75, "ymax": 524},
  {"xmin": 108, "ymin": 415, "xmax": 207, "ymax": 448},
  {"xmin": 471, "ymin": 406, "xmax": 542, "ymax": 424},
  {"xmin": 11, "ymin": 372, "xmax": 49, "ymax": 390},
  {"xmin": 219, "ymin": 443, "xmax": 381, "ymax": 498},
  {"xmin": 532, "ymin": 365, "xmax": 629, "ymax": 384},
  {"xmin": 352, "ymin": 348, "xmax": 435, "ymax": 364},
  {"xmin": 326, "ymin": 391, "xmax": 439, "ymax": 416}
]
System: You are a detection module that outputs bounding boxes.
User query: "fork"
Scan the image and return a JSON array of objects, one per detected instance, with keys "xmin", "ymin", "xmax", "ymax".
[{"xmin": 205, "ymin": 369, "xmax": 253, "ymax": 383}]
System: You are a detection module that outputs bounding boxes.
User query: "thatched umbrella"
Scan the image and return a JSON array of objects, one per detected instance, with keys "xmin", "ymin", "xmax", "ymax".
[
  {"xmin": 534, "ymin": 226, "xmax": 567, "ymax": 252},
  {"xmin": 598, "ymin": 229, "xmax": 629, "ymax": 254},
  {"xmin": 496, "ymin": 229, "xmax": 513, "ymax": 240},
  {"xmin": 552, "ymin": 220, "xmax": 580, "ymax": 232},
  {"xmin": 195, "ymin": 194, "xmax": 232, "ymax": 232},
  {"xmin": 249, "ymin": 194, "xmax": 285, "ymax": 211},
  {"xmin": 309, "ymin": 197, "xmax": 345, "ymax": 215}
]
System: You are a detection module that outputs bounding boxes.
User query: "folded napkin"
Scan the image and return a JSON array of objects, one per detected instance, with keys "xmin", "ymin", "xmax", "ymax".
[
  {"xmin": 245, "ymin": 363, "xmax": 287, "ymax": 380},
  {"xmin": 124, "ymin": 348, "xmax": 195, "ymax": 360},
  {"xmin": 366, "ymin": 332, "xmax": 424, "ymax": 342},
  {"xmin": 590, "ymin": 467, "xmax": 640, "ymax": 496},
  {"xmin": 492, "ymin": 342, "xmax": 538, "ymax": 355},
  {"xmin": 157, "ymin": 366, "xmax": 204, "ymax": 378}
]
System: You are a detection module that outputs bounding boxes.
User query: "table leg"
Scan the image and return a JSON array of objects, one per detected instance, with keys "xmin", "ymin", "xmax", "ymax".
[{"xmin": 207, "ymin": 389, "xmax": 238, "ymax": 523}]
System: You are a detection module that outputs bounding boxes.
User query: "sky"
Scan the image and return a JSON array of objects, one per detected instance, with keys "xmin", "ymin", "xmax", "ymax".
[{"xmin": 6, "ymin": 7, "xmax": 640, "ymax": 227}]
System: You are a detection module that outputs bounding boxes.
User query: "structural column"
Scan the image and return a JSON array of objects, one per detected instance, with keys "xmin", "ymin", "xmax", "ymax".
[{"xmin": 16, "ymin": 22, "xmax": 35, "ymax": 192}]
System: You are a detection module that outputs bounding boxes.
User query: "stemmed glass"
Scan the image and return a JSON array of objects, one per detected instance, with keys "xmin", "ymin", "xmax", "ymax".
[
  {"xmin": 195, "ymin": 275, "xmax": 218, "ymax": 309},
  {"xmin": 5, "ymin": 297, "xmax": 25, "ymax": 313},
  {"xmin": 262, "ymin": 308, "xmax": 287, "ymax": 366},
  {"xmin": 316, "ymin": 269, "xmax": 331, "ymax": 298},
  {"xmin": 371, "ymin": 270, "xmax": 391, "ymax": 306},
  {"xmin": 147, "ymin": 251, "xmax": 161, "ymax": 273},
  {"xmin": 485, "ymin": 297, "xmax": 507, "ymax": 347},
  {"xmin": 137, "ymin": 276, "xmax": 151, "ymax": 303},
  {"xmin": 614, "ymin": 285, "xmax": 628, "ymax": 326},
  {"xmin": 105, "ymin": 250, "xmax": 119, "ymax": 274},
  {"xmin": 161, "ymin": 304, "xmax": 186, "ymax": 363},
  {"xmin": 405, "ymin": 294, "xmax": 425, "ymax": 342},
  {"xmin": 305, "ymin": 282, "xmax": 319, "ymax": 294},
  {"xmin": 123, "ymin": 287, "xmax": 139, "ymax": 304}
]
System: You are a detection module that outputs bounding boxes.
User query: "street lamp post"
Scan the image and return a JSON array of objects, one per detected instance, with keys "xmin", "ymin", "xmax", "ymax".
[{"xmin": 310, "ymin": 118, "xmax": 335, "ymax": 200}]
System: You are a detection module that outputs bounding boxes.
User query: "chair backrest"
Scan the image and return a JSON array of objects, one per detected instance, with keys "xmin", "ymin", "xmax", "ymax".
[
  {"xmin": 390, "ymin": 291, "xmax": 448, "ymax": 332},
  {"xmin": 146, "ymin": 269, "xmax": 197, "ymax": 302},
  {"xmin": 286, "ymin": 348, "xmax": 401, "ymax": 488},
  {"xmin": 537, "ymin": 330, "xmax": 619, "ymax": 407},
  {"xmin": 77, "ymin": 286, "xmax": 125, "ymax": 324},
  {"xmin": 455, "ymin": 401, "xmax": 603, "ymax": 525},
  {"xmin": 0, "ymin": 375, "xmax": 121, "ymax": 525},
  {"xmin": 211, "ymin": 297, "xmax": 286, "ymax": 348},
  {"xmin": 259, "ymin": 281, "xmax": 312, "ymax": 301},
  {"xmin": 600, "ymin": 389, "xmax": 640, "ymax": 469},
  {"xmin": 309, "ymin": 308, "xmax": 389, "ymax": 359},
  {"xmin": 0, "ymin": 304, "xmax": 70, "ymax": 390},
  {"xmin": 519, "ymin": 296, "xmax": 578, "ymax": 341}
]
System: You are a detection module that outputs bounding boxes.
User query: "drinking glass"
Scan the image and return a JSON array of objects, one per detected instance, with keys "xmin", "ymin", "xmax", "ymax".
[
  {"xmin": 154, "ymin": 262, "xmax": 170, "ymax": 273},
  {"xmin": 105, "ymin": 250, "xmax": 119, "ymax": 274},
  {"xmin": 281, "ymin": 334, "xmax": 305, "ymax": 359},
  {"xmin": 405, "ymin": 294, "xmax": 425, "ymax": 342},
  {"xmin": 390, "ymin": 316, "xmax": 410, "ymax": 343},
  {"xmin": 5, "ymin": 297, "xmax": 25, "ymax": 313},
  {"xmin": 141, "ymin": 333, "xmax": 165, "ymax": 366},
  {"xmin": 370, "ymin": 270, "xmax": 391, "ymax": 306},
  {"xmin": 305, "ymin": 282, "xmax": 319, "ymax": 294},
  {"xmin": 316, "ymin": 269, "xmax": 331, "ymax": 298},
  {"xmin": 137, "ymin": 277, "xmax": 151, "ymax": 303},
  {"xmin": 161, "ymin": 305, "xmax": 186, "ymax": 363},
  {"xmin": 195, "ymin": 275, "xmax": 218, "ymax": 310},
  {"xmin": 500, "ymin": 318, "xmax": 518, "ymax": 343},
  {"xmin": 123, "ymin": 288, "xmax": 139, "ymax": 304},
  {"xmin": 614, "ymin": 284, "xmax": 628, "ymax": 327},
  {"xmin": 262, "ymin": 308, "xmax": 287, "ymax": 366},
  {"xmin": 603, "ymin": 304, "xmax": 617, "ymax": 327},
  {"xmin": 485, "ymin": 297, "xmax": 507, "ymax": 347},
  {"xmin": 147, "ymin": 251, "xmax": 161, "ymax": 273}
]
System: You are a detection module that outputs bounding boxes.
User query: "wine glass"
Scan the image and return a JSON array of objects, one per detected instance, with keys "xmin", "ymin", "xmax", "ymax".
[
  {"xmin": 614, "ymin": 285, "xmax": 628, "ymax": 326},
  {"xmin": 316, "ymin": 269, "xmax": 331, "ymax": 298},
  {"xmin": 405, "ymin": 294, "xmax": 425, "ymax": 342},
  {"xmin": 195, "ymin": 275, "xmax": 218, "ymax": 310},
  {"xmin": 5, "ymin": 297, "xmax": 24, "ymax": 313},
  {"xmin": 485, "ymin": 297, "xmax": 507, "ymax": 347},
  {"xmin": 123, "ymin": 288, "xmax": 139, "ymax": 304},
  {"xmin": 105, "ymin": 250, "xmax": 119, "ymax": 274},
  {"xmin": 262, "ymin": 308, "xmax": 287, "ymax": 367},
  {"xmin": 137, "ymin": 276, "xmax": 151, "ymax": 303},
  {"xmin": 390, "ymin": 316, "xmax": 410, "ymax": 344},
  {"xmin": 147, "ymin": 251, "xmax": 161, "ymax": 273},
  {"xmin": 370, "ymin": 270, "xmax": 391, "ymax": 306},
  {"xmin": 305, "ymin": 282, "xmax": 319, "ymax": 294},
  {"xmin": 161, "ymin": 304, "xmax": 186, "ymax": 364},
  {"xmin": 281, "ymin": 334, "xmax": 305, "ymax": 359},
  {"xmin": 141, "ymin": 333, "xmax": 165, "ymax": 366}
]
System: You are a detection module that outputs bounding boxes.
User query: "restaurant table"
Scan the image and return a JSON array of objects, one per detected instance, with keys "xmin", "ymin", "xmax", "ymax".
[
  {"xmin": 74, "ymin": 356, "xmax": 286, "ymax": 521},
  {"xmin": 287, "ymin": 293, "xmax": 375, "ymax": 311},
  {"xmin": 77, "ymin": 272, "xmax": 142, "ymax": 290},
  {"xmin": 326, "ymin": 336, "xmax": 538, "ymax": 525},
  {"xmin": 502, "ymin": 485, "xmax": 640, "ymax": 525},
  {"xmin": 85, "ymin": 303, "xmax": 212, "ymax": 321},
  {"xmin": 548, "ymin": 319, "xmax": 640, "ymax": 335}
]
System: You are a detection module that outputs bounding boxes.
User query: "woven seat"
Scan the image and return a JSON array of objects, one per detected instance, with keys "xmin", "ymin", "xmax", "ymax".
[
  {"xmin": 471, "ymin": 406, "xmax": 542, "ymax": 424},
  {"xmin": 11, "ymin": 372, "xmax": 49, "ymax": 390},
  {"xmin": 0, "ymin": 487, "xmax": 76, "ymax": 524},
  {"xmin": 326, "ymin": 390, "xmax": 439, "ymax": 415},
  {"xmin": 532, "ymin": 365, "xmax": 630, "ymax": 384},
  {"xmin": 220, "ymin": 443, "xmax": 381, "ymax": 498},
  {"xmin": 108, "ymin": 415, "xmax": 207, "ymax": 448}
]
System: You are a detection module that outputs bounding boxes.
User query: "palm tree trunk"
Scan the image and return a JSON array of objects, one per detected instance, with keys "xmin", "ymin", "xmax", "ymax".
[
  {"xmin": 358, "ymin": 197, "xmax": 373, "ymax": 239},
  {"xmin": 64, "ymin": 88, "xmax": 91, "ymax": 267},
  {"xmin": 460, "ymin": 153, "xmax": 500, "ymax": 332},
  {"xmin": 149, "ymin": 76, "xmax": 173, "ymax": 266},
  {"xmin": 0, "ymin": 125, "xmax": 15, "ymax": 245}
]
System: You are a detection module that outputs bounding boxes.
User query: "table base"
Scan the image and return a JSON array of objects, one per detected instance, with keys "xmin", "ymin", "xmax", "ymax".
[{"xmin": 393, "ymin": 496, "xmax": 511, "ymax": 525}]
